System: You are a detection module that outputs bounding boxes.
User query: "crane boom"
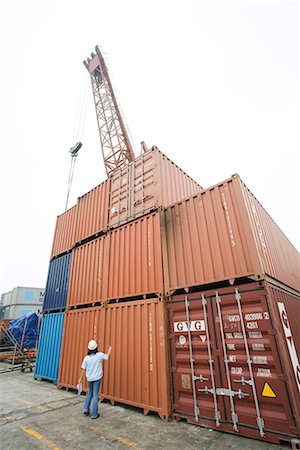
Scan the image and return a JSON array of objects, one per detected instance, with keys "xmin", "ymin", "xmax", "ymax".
[{"xmin": 84, "ymin": 46, "xmax": 135, "ymax": 176}]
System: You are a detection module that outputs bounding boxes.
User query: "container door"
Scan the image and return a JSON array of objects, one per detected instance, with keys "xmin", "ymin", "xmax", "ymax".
[
  {"xmin": 212, "ymin": 287, "xmax": 296, "ymax": 438},
  {"xmin": 169, "ymin": 286, "xmax": 297, "ymax": 441},
  {"xmin": 169, "ymin": 295, "xmax": 225, "ymax": 428}
]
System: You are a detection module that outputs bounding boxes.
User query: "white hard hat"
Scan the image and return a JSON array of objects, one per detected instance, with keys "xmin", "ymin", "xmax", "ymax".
[{"xmin": 88, "ymin": 340, "xmax": 97, "ymax": 350}]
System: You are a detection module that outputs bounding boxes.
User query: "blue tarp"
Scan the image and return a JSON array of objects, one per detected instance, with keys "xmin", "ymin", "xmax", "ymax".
[{"xmin": 5, "ymin": 312, "xmax": 40, "ymax": 349}]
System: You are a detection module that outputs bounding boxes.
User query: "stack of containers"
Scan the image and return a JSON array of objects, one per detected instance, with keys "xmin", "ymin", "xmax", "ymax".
[
  {"xmin": 37, "ymin": 147, "xmax": 201, "ymax": 419},
  {"xmin": 34, "ymin": 250, "xmax": 72, "ymax": 384},
  {"xmin": 36, "ymin": 148, "xmax": 300, "ymax": 444},
  {"xmin": 164, "ymin": 174, "xmax": 300, "ymax": 445}
]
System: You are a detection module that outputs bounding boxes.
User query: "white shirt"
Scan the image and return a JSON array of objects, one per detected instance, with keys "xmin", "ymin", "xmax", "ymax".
[{"xmin": 81, "ymin": 352, "xmax": 109, "ymax": 382}]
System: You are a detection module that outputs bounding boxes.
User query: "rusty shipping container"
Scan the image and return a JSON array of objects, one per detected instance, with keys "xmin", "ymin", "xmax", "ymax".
[
  {"xmin": 67, "ymin": 212, "xmax": 164, "ymax": 308},
  {"xmin": 163, "ymin": 174, "xmax": 300, "ymax": 294},
  {"xmin": 168, "ymin": 281, "xmax": 300, "ymax": 445},
  {"xmin": 50, "ymin": 205, "xmax": 77, "ymax": 259},
  {"xmin": 109, "ymin": 147, "xmax": 202, "ymax": 228},
  {"xmin": 74, "ymin": 179, "xmax": 110, "ymax": 244},
  {"xmin": 58, "ymin": 298, "xmax": 170, "ymax": 420}
]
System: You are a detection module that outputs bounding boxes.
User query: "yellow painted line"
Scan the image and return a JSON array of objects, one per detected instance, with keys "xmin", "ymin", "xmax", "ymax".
[
  {"xmin": 116, "ymin": 436, "xmax": 141, "ymax": 449},
  {"xmin": 16, "ymin": 396, "xmax": 49, "ymax": 412},
  {"xmin": 20, "ymin": 425, "xmax": 62, "ymax": 450},
  {"xmin": 89, "ymin": 425, "xmax": 140, "ymax": 449}
]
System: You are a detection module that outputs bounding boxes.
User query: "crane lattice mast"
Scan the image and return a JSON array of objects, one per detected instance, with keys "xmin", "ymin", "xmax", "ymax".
[{"xmin": 84, "ymin": 46, "xmax": 135, "ymax": 176}]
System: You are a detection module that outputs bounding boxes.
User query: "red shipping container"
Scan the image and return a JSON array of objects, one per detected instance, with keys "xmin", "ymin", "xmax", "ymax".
[
  {"xmin": 163, "ymin": 174, "xmax": 300, "ymax": 294},
  {"xmin": 168, "ymin": 281, "xmax": 300, "ymax": 445},
  {"xmin": 58, "ymin": 298, "xmax": 170, "ymax": 420}
]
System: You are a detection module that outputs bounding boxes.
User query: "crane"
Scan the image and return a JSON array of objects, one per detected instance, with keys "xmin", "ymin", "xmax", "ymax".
[{"xmin": 84, "ymin": 46, "xmax": 135, "ymax": 176}]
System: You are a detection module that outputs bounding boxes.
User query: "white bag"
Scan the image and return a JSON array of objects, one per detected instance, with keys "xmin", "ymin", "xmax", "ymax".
[{"xmin": 76, "ymin": 382, "xmax": 82, "ymax": 395}]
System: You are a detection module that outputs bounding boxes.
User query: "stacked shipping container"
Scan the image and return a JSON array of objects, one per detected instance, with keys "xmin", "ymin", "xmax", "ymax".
[
  {"xmin": 37, "ymin": 149, "xmax": 300, "ymax": 445},
  {"xmin": 38, "ymin": 147, "xmax": 201, "ymax": 415}
]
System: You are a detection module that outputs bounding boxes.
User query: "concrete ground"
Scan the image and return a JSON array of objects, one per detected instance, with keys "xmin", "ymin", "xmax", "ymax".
[{"xmin": 0, "ymin": 368, "xmax": 294, "ymax": 450}]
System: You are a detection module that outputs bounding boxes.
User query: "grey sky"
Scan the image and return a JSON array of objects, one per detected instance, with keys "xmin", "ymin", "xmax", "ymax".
[{"xmin": 0, "ymin": 0, "xmax": 299, "ymax": 294}]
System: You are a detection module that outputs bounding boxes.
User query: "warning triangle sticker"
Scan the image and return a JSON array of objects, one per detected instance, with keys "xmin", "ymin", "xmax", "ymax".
[{"xmin": 261, "ymin": 382, "xmax": 276, "ymax": 398}]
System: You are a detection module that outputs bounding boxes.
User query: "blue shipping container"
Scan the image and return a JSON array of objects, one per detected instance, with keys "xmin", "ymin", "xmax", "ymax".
[
  {"xmin": 34, "ymin": 312, "xmax": 64, "ymax": 384},
  {"xmin": 43, "ymin": 253, "xmax": 71, "ymax": 312}
]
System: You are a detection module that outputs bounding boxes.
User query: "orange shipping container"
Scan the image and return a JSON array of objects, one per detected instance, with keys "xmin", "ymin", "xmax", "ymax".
[
  {"xmin": 102, "ymin": 212, "xmax": 164, "ymax": 302},
  {"xmin": 50, "ymin": 205, "xmax": 77, "ymax": 259},
  {"xmin": 58, "ymin": 298, "xmax": 170, "ymax": 420},
  {"xmin": 67, "ymin": 212, "xmax": 164, "ymax": 308},
  {"xmin": 109, "ymin": 147, "xmax": 202, "ymax": 228},
  {"xmin": 163, "ymin": 174, "xmax": 300, "ymax": 294},
  {"xmin": 67, "ymin": 236, "xmax": 107, "ymax": 308},
  {"xmin": 74, "ymin": 180, "xmax": 110, "ymax": 244}
]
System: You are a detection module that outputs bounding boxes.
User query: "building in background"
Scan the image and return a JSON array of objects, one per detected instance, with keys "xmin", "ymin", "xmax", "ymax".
[{"xmin": 0, "ymin": 287, "xmax": 44, "ymax": 320}]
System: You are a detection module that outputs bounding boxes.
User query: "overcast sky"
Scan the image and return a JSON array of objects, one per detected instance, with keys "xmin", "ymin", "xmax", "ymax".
[{"xmin": 0, "ymin": 0, "xmax": 299, "ymax": 294}]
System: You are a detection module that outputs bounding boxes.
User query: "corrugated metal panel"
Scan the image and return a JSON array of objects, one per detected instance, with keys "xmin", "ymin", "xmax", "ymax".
[
  {"xmin": 155, "ymin": 150, "xmax": 202, "ymax": 207},
  {"xmin": 102, "ymin": 212, "xmax": 164, "ymax": 302},
  {"xmin": 34, "ymin": 312, "xmax": 64, "ymax": 384},
  {"xmin": 43, "ymin": 253, "xmax": 71, "ymax": 312},
  {"xmin": 163, "ymin": 175, "xmax": 300, "ymax": 294},
  {"xmin": 58, "ymin": 299, "xmax": 170, "ymax": 420},
  {"xmin": 50, "ymin": 206, "xmax": 77, "ymax": 259},
  {"xmin": 109, "ymin": 147, "xmax": 202, "ymax": 228},
  {"xmin": 74, "ymin": 180, "xmax": 110, "ymax": 243},
  {"xmin": 240, "ymin": 178, "xmax": 300, "ymax": 292},
  {"xmin": 58, "ymin": 308, "xmax": 95, "ymax": 390},
  {"xmin": 67, "ymin": 212, "xmax": 164, "ymax": 307},
  {"xmin": 168, "ymin": 282, "xmax": 299, "ymax": 444},
  {"xmin": 67, "ymin": 237, "xmax": 107, "ymax": 308}
]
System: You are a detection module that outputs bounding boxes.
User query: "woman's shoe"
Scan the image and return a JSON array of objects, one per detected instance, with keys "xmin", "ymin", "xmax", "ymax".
[
  {"xmin": 83, "ymin": 411, "xmax": 89, "ymax": 416},
  {"xmin": 91, "ymin": 413, "xmax": 99, "ymax": 419}
]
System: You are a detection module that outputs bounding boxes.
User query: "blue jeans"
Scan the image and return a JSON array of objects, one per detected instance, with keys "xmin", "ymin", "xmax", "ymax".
[{"xmin": 83, "ymin": 378, "xmax": 101, "ymax": 418}]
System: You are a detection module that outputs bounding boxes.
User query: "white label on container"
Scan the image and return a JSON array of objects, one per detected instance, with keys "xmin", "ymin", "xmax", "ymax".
[
  {"xmin": 229, "ymin": 355, "xmax": 237, "ymax": 362},
  {"xmin": 247, "ymin": 321, "xmax": 258, "ymax": 329},
  {"xmin": 278, "ymin": 302, "xmax": 300, "ymax": 394},
  {"xmin": 257, "ymin": 368, "xmax": 272, "ymax": 378},
  {"xmin": 249, "ymin": 331, "xmax": 263, "ymax": 339},
  {"xmin": 233, "ymin": 332, "xmax": 243, "ymax": 339},
  {"xmin": 248, "ymin": 193, "xmax": 267, "ymax": 253},
  {"xmin": 231, "ymin": 367, "xmax": 243, "ymax": 375},
  {"xmin": 227, "ymin": 343, "xmax": 236, "ymax": 351},
  {"xmin": 222, "ymin": 193, "xmax": 236, "ymax": 247},
  {"xmin": 252, "ymin": 343, "xmax": 265, "ymax": 351},
  {"xmin": 149, "ymin": 313, "xmax": 153, "ymax": 371},
  {"xmin": 225, "ymin": 315, "xmax": 240, "ymax": 322},
  {"xmin": 245, "ymin": 312, "xmax": 263, "ymax": 321},
  {"xmin": 253, "ymin": 355, "xmax": 268, "ymax": 365},
  {"xmin": 173, "ymin": 320, "xmax": 205, "ymax": 332}
]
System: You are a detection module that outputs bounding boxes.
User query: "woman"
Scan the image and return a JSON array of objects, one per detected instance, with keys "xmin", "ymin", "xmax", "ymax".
[{"xmin": 78, "ymin": 339, "xmax": 112, "ymax": 419}]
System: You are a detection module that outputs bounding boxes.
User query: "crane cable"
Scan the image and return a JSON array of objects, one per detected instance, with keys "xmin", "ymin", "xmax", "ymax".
[{"xmin": 65, "ymin": 73, "xmax": 89, "ymax": 211}]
